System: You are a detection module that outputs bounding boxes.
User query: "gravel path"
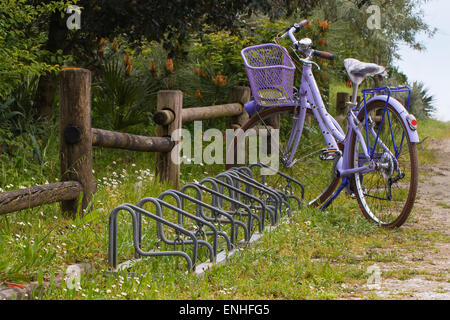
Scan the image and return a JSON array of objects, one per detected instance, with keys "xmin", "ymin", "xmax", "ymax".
[{"xmin": 357, "ymin": 138, "xmax": 450, "ymax": 299}]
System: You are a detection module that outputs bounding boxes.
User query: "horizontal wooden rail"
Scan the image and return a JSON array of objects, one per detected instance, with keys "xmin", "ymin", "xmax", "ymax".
[
  {"xmin": 92, "ymin": 128, "xmax": 174, "ymax": 152},
  {"xmin": 0, "ymin": 181, "xmax": 82, "ymax": 215},
  {"xmin": 153, "ymin": 103, "xmax": 244, "ymax": 125}
]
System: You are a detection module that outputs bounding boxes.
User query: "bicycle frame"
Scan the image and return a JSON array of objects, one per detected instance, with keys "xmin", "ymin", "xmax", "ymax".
[{"xmin": 282, "ymin": 62, "xmax": 420, "ymax": 185}]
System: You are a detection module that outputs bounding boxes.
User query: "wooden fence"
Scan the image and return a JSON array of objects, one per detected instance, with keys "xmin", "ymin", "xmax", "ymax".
[
  {"xmin": 1, "ymin": 67, "xmax": 359, "ymax": 219},
  {"xmin": 0, "ymin": 68, "xmax": 251, "ymax": 218}
]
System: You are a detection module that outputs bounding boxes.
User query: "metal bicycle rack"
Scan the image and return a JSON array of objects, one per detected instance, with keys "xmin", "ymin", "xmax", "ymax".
[{"xmin": 108, "ymin": 163, "xmax": 304, "ymax": 273}]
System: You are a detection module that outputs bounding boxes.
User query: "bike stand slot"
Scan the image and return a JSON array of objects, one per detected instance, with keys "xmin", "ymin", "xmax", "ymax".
[{"xmin": 107, "ymin": 163, "xmax": 304, "ymax": 276}]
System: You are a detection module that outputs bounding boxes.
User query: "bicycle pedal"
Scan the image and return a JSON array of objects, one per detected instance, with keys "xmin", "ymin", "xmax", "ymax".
[{"xmin": 320, "ymin": 149, "xmax": 342, "ymax": 161}]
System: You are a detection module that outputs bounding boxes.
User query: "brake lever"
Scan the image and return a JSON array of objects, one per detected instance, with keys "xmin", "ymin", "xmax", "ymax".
[{"xmin": 297, "ymin": 58, "xmax": 321, "ymax": 71}]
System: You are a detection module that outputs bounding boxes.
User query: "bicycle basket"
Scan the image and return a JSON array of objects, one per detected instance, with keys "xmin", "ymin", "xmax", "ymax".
[{"xmin": 241, "ymin": 44, "xmax": 296, "ymax": 107}]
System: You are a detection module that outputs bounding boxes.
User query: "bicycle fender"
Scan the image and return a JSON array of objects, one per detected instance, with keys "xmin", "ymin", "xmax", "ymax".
[{"xmin": 365, "ymin": 95, "xmax": 420, "ymax": 143}]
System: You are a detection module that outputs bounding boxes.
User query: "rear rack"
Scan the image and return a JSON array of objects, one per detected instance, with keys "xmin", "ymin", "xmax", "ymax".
[{"xmin": 361, "ymin": 86, "xmax": 411, "ymax": 111}]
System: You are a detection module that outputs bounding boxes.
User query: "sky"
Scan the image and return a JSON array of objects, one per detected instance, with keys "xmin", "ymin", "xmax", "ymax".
[{"xmin": 395, "ymin": 0, "xmax": 450, "ymax": 121}]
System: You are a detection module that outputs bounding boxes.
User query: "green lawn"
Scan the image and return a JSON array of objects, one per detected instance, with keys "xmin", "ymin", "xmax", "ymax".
[{"xmin": 1, "ymin": 106, "xmax": 449, "ymax": 300}]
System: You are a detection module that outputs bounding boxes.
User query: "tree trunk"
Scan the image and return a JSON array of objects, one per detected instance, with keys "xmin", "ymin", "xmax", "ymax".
[{"xmin": 34, "ymin": 12, "xmax": 68, "ymax": 119}]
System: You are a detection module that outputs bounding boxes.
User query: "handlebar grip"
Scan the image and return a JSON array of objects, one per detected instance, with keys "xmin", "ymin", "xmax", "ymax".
[
  {"xmin": 282, "ymin": 19, "xmax": 309, "ymax": 37},
  {"xmin": 291, "ymin": 20, "xmax": 309, "ymax": 33},
  {"xmin": 296, "ymin": 20, "xmax": 310, "ymax": 29},
  {"xmin": 313, "ymin": 50, "xmax": 335, "ymax": 60}
]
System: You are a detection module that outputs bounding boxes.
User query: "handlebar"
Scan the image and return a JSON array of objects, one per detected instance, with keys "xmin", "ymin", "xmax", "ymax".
[
  {"xmin": 313, "ymin": 50, "xmax": 335, "ymax": 61},
  {"xmin": 280, "ymin": 19, "xmax": 335, "ymax": 61},
  {"xmin": 280, "ymin": 20, "xmax": 309, "ymax": 39}
]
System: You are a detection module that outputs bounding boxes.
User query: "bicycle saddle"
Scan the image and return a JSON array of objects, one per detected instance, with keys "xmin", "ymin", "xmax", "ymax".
[{"xmin": 344, "ymin": 58, "xmax": 387, "ymax": 86}]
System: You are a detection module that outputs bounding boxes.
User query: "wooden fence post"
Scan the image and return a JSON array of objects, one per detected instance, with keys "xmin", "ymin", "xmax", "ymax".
[
  {"xmin": 336, "ymin": 92, "xmax": 350, "ymax": 115},
  {"xmin": 228, "ymin": 86, "xmax": 250, "ymax": 128},
  {"xmin": 156, "ymin": 90, "xmax": 182, "ymax": 189},
  {"xmin": 59, "ymin": 68, "xmax": 96, "ymax": 217}
]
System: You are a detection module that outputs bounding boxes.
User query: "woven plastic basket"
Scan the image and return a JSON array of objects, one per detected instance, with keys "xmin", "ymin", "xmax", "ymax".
[{"xmin": 241, "ymin": 44, "xmax": 296, "ymax": 107}]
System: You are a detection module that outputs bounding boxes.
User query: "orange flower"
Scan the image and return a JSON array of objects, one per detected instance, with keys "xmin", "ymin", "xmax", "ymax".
[
  {"xmin": 195, "ymin": 89, "xmax": 202, "ymax": 100},
  {"xmin": 124, "ymin": 54, "xmax": 131, "ymax": 66},
  {"xmin": 306, "ymin": 22, "xmax": 313, "ymax": 29},
  {"xmin": 317, "ymin": 20, "xmax": 330, "ymax": 31},
  {"xmin": 112, "ymin": 40, "xmax": 119, "ymax": 52},
  {"xmin": 346, "ymin": 80, "xmax": 352, "ymax": 88},
  {"xmin": 168, "ymin": 79, "xmax": 173, "ymax": 89},
  {"xmin": 318, "ymin": 38, "xmax": 328, "ymax": 47},
  {"xmin": 98, "ymin": 38, "xmax": 107, "ymax": 47},
  {"xmin": 149, "ymin": 61, "xmax": 156, "ymax": 73},
  {"xmin": 165, "ymin": 58, "xmax": 174, "ymax": 73},
  {"xmin": 125, "ymin": 63, "xmax": 133, "ymax": 76},
  {"xmin": 192, "ymin": 67, "xmax": 199, "ymax": 75},
  {"xmin": 212, "ymin": 72, "xmax": 227, "ymax": 87}
]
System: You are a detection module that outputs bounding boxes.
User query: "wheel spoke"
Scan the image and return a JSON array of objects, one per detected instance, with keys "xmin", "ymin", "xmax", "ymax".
[{"xmin": 352, "ymin": 102, "xmax": 418, "ymax": 228}]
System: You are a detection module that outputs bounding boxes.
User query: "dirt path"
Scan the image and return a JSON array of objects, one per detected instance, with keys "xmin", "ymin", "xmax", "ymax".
[{"xmin": 355, "ymin": 138, "xmax": 450, "ymax": 299}]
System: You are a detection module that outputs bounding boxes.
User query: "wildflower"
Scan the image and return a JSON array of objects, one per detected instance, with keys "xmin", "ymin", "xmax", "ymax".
[
  {"xmin": 195, "ymin": 89, "xmax": 202, "ymax": 100},
  {"xmin": 192, "ymin": 67, "xmax": 201, "ymax": 76},
  {"xmin": 306, "ymin": 21, "xmax": 313, "ymax": 29},
  {"xmin": 112, "ymin": 40, "xmax": 119, "ymax": 52},
  {"xmin": 318, "ymin": 38, "xmax": 328, "ymax": 47},
  {"xmin": 123, "ymin": 54, "xmax": 131, "ymax": 66},
  {"xmin": 98, "ymin": 38, "xmax": 107, "ymax": 48},
  {"xmin": 126, "ymin": 63, "xmax": 133, "ymax": 76},
  {"xmin": 165, "ymin": 58, "xmax": 174, "ymax": 73},
  {"xmin": 317, "ymin": 20, "xmax": 330, "ymax": 32},
  {"xmin": 149, "ymin": 61, "xmax": 156, "ymax": 73},
  {"xmin": 212, "ymin": 72, "xmax": 227, "ymax": 87}
]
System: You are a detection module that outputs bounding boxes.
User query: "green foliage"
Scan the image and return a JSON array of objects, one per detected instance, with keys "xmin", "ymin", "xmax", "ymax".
[
  {"xmin": 92, "ymin": 59, "xmax": 155, "ymax": 132},
  {"xmin": 408, "ymin": 81, "xmax": 436, "ymax": 119},
  {"xmin": 189, "ymin": 30, "xmax": 251, "ymax": 84},
  {"xmin": 0, "ymin": 0, "xmax": 73, "ymax": 98}
]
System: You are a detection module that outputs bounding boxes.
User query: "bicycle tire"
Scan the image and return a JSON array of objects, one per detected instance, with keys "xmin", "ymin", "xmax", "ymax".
[{"xmin": 350, "ymin": 100, "xmax": 419, "ymax": 228}]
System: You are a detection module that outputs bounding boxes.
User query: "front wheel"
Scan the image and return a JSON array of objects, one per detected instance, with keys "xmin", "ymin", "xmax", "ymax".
[{"xmin": 350, "ymin": 101, "xmax": 419, "ymax": 228}]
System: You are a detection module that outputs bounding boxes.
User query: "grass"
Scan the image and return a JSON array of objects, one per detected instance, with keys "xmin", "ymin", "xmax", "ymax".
[
  {"xmin": 416, "ymin": 119, "xmax": 450, "ymax": 165},
  {"xmin": 1, "ymin": 97, "xmax": 449, "ymax": 300},
  {"xmin": 436, "ymin": 202, "xmax": 450, "ymax": 209}
]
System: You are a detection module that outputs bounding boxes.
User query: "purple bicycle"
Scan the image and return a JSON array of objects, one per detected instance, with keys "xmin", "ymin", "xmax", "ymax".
[{"xmin": 231, "ymin": 20, "xmax": 419, "ymax": 228}]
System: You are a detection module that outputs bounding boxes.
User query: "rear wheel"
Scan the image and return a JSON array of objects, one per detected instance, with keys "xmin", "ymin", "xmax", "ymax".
[
  {"xmin": 228, "ymin": 106, "xmax": 339, "ymax": 206},
  {"xmin": 350, "ymin": 101, "xmax": 419, "ymax": 228}
]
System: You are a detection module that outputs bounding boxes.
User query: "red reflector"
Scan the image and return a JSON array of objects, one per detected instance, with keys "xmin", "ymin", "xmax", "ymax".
[{"xmin": 411, "ymin": 119, "xmax": 418, "ymax": 126}]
